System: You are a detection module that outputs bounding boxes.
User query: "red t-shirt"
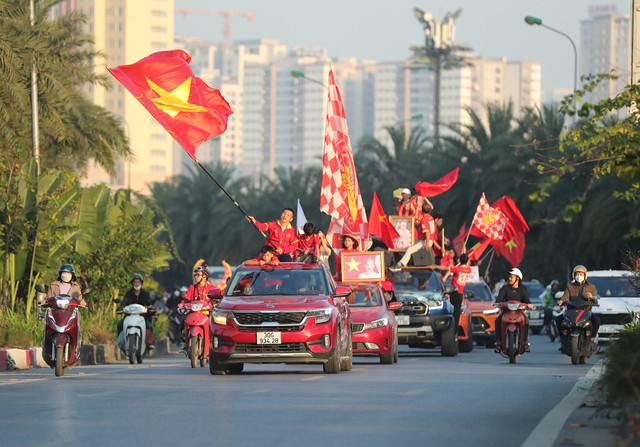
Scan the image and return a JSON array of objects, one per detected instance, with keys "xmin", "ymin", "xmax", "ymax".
[
  {"xmin": 255, "ymin": 219, "xmax": 299, "ymax": 255},
  {"xmin": 418, "ymin": 214, "xmax": 435, "ymax": 242},
  {"xmin": 184, "ymin": 283, "xmax": 218, "ymax": 302},
  {"xmin": 297, "ymin": 233, "xmax": 320, "ymax": 256},
  {"xmin": 451, "ymin": 265, "xmax": 473, "ymax": 294}
]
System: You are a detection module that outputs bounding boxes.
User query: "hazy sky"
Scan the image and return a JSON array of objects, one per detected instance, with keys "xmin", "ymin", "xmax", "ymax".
[{"xmin": 175, "ymin": 0, "xmax": 631, "ymax": 97}]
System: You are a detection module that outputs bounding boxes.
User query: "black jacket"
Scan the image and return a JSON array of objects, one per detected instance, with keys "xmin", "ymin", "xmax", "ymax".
[
  {"xmin": 122, "ymin": 288, "xmax": 152, "ymax": 308},
  {"xmin": 496, "ymin": 283, "xmax": 530, "ymax": 304}
]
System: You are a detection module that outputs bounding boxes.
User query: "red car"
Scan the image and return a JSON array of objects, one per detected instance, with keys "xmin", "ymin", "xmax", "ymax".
[
  {"xmin": 342, "ymin": 282, "xmax": 402, "ymax": 364},
  {"xmin": 209, "ymin": 262, "xmax": 353, "ymax": 374}
]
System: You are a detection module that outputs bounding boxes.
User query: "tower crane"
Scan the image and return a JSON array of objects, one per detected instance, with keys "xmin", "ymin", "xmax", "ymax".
[{"xmin": 175, "ymin": 9, "xmax": 255, "ymax": 50}]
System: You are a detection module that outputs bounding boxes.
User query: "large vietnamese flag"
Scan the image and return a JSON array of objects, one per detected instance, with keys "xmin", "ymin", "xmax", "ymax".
[
  {"xmin": 414, "ymin": 167, "xmax": 460, "ymax": 198},
  {"xmin": 107, "ymin": 50, "xmax": 233, "ymax": 160},
  {"xmin": 491, "ymin": 196, "xmax": 530, "ymax": 240},
  {"xmin": 493, "ymin": 232, "xmax": 526, "ymax": 267}
]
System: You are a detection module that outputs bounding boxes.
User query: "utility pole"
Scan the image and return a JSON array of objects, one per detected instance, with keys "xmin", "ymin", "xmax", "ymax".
[{"xmin": 632, "ymin": 0, "xmax": 640, "ymax": 85}]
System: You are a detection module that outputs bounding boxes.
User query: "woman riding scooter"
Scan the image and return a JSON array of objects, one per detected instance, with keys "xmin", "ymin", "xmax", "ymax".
[
  {"xmin": 494, "ymin": 268, "xmax": 531, "ymax": 352},
  {"xmin": 42, "ymin": 264, "xmax": 87, "ymax": 307},
  {"xmin": 178, "ymin": 260, "xmax": 218, "ymax": 349},
  {"xmin": 117, "ymin": 273, "xmax": 155, "ymax": 352}
]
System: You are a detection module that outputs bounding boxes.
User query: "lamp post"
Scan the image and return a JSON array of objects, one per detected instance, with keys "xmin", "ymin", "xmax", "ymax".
[
  {"xmin": 290, "ymin": 70, "xmax": 328, "ymax": 89},
  {"xmin": 525, "ymin": 15, "xmax": 578, "ymax": 117}
]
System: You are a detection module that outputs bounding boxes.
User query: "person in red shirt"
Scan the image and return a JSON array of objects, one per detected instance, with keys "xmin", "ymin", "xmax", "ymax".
[
  {"xmin": 431, "ymin": 213, "xmax": 445, "ymax": 261},
  {"xmin": 295, "ymin": 222, "xmax": 329, "ymax": 263},
  {"xmin": 177, "ymin": 261, "xmax": 219, "ymax": 349},
  {"xmin": 334, "ymin": 234, "xmax": 359, "ymax": 281},
  {"xmin": 395, "ymin": 188, "xmax": 415, "ymax": 216},
  {"xmin": 443, "ymin": 253, "xmax": 472, "ymax": 328},
  {"xmin": 245, "ymin": 245, "xmax": 280, "ymax": 266},
  {"xmin": 392, "ymin": 199, "xmax": 436, "ymax": 269},
  {"xmin": 247, "ymin": 208, "xmax": 299, "ymax": 262}
]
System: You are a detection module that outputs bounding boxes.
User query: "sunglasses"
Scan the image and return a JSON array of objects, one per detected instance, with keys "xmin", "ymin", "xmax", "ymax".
[{"xmin": 193, "ymin": 272, "xmax": 203, "ymax": 277}]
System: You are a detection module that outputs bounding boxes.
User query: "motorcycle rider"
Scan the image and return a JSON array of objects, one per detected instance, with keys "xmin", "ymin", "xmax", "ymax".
[
  {"xmin": 178, "ymin": 262, "xmax": 218, "ymax": 349},
  {"xmin": 556, "ymin": 265, "xmax": 600, "ymax": 342},
  {"xmin": 44, "ymin": 264, "xmax": 86, "ymax": 307},
  {"xmin": 542, "ymin": 280, "xmax": 560, "ymax": 335},
  {"xmin": 494, "ymin": 268, "xmax": 531, "ymax": 352},
  {"xmin": 117, "ymin": 273, "xmax": 155, "ymax": 351}
]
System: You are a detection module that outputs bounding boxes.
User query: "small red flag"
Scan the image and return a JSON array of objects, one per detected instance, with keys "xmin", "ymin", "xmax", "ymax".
[
  {"xmin": 107, "ymin": 50, "xmax": 233, "ymax": 160},
  {"xmin": 467, "ymin": 238, "xmax": 492, "ymax": 262},
  {"xmin": 493, "ymin": 232, "xmax": 526, "ymax": 267},
  {"xmin": 452, "ymin": 223, "xmax": 467, "ymax": 257},
  {"xmin": 414, "ymin": 167, "xmax": 460, "ymax": 198},
  {"xmin": 368, "ymin": 192, "xmax": 400, "ymax": 249}
]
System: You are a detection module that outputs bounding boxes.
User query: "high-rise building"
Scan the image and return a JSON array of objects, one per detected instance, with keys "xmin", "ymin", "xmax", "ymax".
[
  {"xmin": 54, "ymin": 0, "xmax": 176, "ymax": 194},
  {"xmin": 580, "ymin": 4, "xmax": 631, "ymax": 103}
]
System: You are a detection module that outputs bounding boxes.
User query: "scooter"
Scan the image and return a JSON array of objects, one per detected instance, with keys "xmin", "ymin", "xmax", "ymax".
[
  {"xmin": 181, "ymin": 298, "xmax": 219, "ymax": 368},
  {"xmin": 36, "ymin": 285, "xmax": 89, "ymax": 377},
  {"xmin": 544, "ymin": 306, "xmax": 563, "ymax": 342},
  {"xmin": 494, "ymin": 300, "xmax": 533, "ymax": 364},
  {"xmin": 559, "ymin": 297, "xmax": 599, "ymax": 365},
  {"xmin": 117, "ymin": 304, "xmax": 155, "ymax": 364}
]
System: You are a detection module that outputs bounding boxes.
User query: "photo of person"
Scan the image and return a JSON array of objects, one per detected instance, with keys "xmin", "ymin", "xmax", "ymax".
[
  {"xmin": 390, "ymin": 216, "xmax": 414, "ymax": 251},
  {"xmin": 359, "ymin": 256, "xmax": 380, "ymax": 279}
]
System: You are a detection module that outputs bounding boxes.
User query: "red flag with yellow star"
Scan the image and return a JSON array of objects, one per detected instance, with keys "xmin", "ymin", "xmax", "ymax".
[
  {"xmin": 492, "ymin": 232, "xmax": 526, "ymax": 267},
  {"xmin": 368, "ymin": 192, "xmax": 400, "ymax": 249},
  {"xmin": 107, "ymin": 50, "xmax": 233, "ymax": 160}
]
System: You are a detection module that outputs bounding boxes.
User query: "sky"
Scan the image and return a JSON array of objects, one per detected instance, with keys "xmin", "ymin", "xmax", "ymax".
[{"xmin": 174, "ymin": 0, "xmax": 631, "ymax": 97}]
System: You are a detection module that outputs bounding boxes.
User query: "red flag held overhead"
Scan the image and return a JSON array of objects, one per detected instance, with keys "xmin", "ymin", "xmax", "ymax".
[
  {"xmin": 107, "ymin": 50, "xmax": 233, "ymax": 160},
  {"xmin": 414, "ymin": 167, "xmax": 460, "ymax": 198},
  {"xmin": 368, "ymin": 192, "xmax": 400, "ymax": 249}
]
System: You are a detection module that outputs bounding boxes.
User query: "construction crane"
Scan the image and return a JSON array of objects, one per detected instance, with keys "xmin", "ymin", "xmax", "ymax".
[{"xmin": 175, "ymin": 9, "xmax": 255, "ymax": 50}]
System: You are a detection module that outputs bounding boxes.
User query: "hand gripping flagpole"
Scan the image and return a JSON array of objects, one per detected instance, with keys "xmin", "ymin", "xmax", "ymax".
[{"xmin": 193, "ymin": 160, "xmax": 266, "ymax": 239}]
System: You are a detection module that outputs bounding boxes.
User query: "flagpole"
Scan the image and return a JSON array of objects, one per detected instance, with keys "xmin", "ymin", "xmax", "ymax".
[
  {"xmin": 482, "ymin": 249, "xmax": 495, "ymax": 282},
  {"xmin": 194, "ymin": 161, "xmax": 266, "ymax": 238}
]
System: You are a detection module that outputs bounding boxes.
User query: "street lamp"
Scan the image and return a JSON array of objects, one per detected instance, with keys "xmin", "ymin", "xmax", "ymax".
[{"xmin": 525, "ymin": 15, "xmax": 578, "ymax": 117}]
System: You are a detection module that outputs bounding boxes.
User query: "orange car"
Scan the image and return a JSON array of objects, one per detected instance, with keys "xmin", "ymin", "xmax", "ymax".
[
  {"xmin": 456, "ymin": 295, "xmax": 474, "ymax": 352},
  {"xmin": 464, "ymin": 281, "xmax": 497, "ymax": 348}
]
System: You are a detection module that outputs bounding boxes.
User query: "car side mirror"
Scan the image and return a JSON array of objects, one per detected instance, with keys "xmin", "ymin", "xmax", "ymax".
[
  {"xmin": 113, "ymin": 298, "xmax": 122, "ymax": 304},
  {"xmin": 35, "ymin": 284, "xmax": 46, "ymax": 293},
  {"xmin": 208, "ymin": 289, "xmax": 223, "ymax": 298},
  {"xmin": 83, "ymin": 288, "xmax": 92, "ymax": 295},
  {"xmin": 334, "ymin": 286, "xmax": 352, "ymax": 297},
  {"xmin": 464, "ymin": 291, "xmax": 475, "ymax": 300},
  {"xmin": 389, "ymin": 301, "xmax": 403, "ymax": 311}
]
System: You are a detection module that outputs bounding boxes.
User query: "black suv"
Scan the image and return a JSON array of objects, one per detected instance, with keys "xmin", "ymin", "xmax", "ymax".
[{"xmin": 390, "ymin": 268, "xmax": 458, "ymax": 356}]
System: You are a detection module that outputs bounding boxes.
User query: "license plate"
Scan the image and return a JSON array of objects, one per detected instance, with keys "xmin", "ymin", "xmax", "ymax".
[
  {"xmin": 528, "ymin": 311, "xmax": 540, "ymax": 319},
  {"xmin": 396, "ymin": 315, "xmax": 410, "ymax": 326},
  {"xmin": 257, "ymin": 331, "xmax": 281, "ymax": 345},
  {"xmin": 598, "ymin": 324, "xmax": 621, "ymax": 334}
]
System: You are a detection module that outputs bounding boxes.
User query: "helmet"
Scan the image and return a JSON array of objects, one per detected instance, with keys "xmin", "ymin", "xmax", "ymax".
[
  {"xmin": 58, "ymin": 264, "xmax": 76, "ymax": 275},
  {"xmin": 179, "ymin": 286, "xmax": 188, "ymax": 293},
  {"xmin": 193, "ymin": 266, "xmax": 209, "ymax": 278},
  {"xmin": 572, "ymin": 265, "xmax": 588, "ymax": 279},
  {"xmin": 509, "ymin": 268, "xmax": 523, "ymax": 281},
  {"xmin": 131, "ymin": 273, "xmax": 144, "ymax": 285}
]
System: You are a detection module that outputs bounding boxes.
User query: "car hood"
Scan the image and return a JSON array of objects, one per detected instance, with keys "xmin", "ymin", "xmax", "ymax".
[
  {"xmin": 595, "ymin": 297, "xmax": 640, "ymax": 313},
  {"xmin": 468, "ymin": 301, "xmax": 495, "ymax": 312},
  {"xmin": 219, "ymin": 296, "xmax": 331, "ymax": 311},
  {"xmin": 350, "ymin": 307, "xmax": 385, "ymax": 322}
]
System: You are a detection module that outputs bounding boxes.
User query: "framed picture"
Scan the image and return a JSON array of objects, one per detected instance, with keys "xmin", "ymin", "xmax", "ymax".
[
  {"xmin": 389, "ymin": 215, "xmax": 414, "ymax": 251},
  {"xmin": 340, "ymin": 251, "xmax": 386, "ymax": 282}
]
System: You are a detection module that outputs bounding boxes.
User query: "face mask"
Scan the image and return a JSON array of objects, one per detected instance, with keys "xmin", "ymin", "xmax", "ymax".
[
  {"xmin": 134, "ymin": 285, "xmax": 142, "ymax": 291},
  {"xmin": 575, "ymin": 274, "xmax": 585, "ymax": 283},
  {"xmin": 173, "ymin": 291, "xmax": 180, "ymax": 297},
  {"xmin": 60, "ymin": 272, "xmax": 72, "ymax": 283}
]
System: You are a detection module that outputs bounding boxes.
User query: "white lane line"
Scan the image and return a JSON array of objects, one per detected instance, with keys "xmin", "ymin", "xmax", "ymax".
[
  {"xmin": 521, "ymin": 360, "xmax": 604, "ymax": 447},
  {"xmin": 302, "ymin": 376, "xmax": 325, "ymax": 381}
]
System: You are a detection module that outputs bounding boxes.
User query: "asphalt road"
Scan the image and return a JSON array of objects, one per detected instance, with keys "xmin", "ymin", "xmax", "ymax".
[{"xmin": 0, "ymin": 334, "xmax": 602, "ymax": 447}]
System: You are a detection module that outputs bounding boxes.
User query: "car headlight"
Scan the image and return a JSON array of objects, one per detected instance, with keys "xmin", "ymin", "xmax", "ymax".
[
  {"xmin": 307, "ymin": 308, "xmax": 332, "ymax": 324},
  {"xmin": 212, "ymin": 311, "xmax": 233, "ymax": 325},
  {"xmin": 364, "ymin": 316, "xmax": 389, "ymax": 330},
  {"xmin": 483, "ymin": 308, "xmax": 499, "ymax": 315}
]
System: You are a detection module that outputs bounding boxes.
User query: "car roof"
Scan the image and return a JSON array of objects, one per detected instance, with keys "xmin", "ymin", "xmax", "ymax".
[
  {"xmin": 237, "ymin": 262, "xmax": 324, "ymax": 271},
  {"xmin": 587, "ymin": 270, "xmax": 631, "ymax": 277}
]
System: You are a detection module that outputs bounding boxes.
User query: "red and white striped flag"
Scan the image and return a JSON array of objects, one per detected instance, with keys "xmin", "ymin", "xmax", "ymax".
[
  {"xmin": 320, "ymin": 69, "xmax": 367, "ymax": 246},
  {"xmin": 471, "ymin": 193, "xmax": 508, "ymax": 240}
]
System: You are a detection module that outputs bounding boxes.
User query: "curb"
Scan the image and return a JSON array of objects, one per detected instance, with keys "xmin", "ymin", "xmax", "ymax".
[{"xmin": 0, "ymin": 337, "xmax": 172, "ymax": 370}]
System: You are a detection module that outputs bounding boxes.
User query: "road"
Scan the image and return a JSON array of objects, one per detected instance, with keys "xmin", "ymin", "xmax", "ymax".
[{"xmin": 0, "ymin": 334, "xmax": 601, "ymax": 447}]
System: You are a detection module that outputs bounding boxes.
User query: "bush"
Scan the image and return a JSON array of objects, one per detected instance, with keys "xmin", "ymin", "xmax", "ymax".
[{"xmin": 0, "ymin": 305, "xmax": 40, "ymax": 348}]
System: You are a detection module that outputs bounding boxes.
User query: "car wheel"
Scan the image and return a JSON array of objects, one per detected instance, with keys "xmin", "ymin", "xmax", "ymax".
[
  {"xmin": 209, "ymin": 355, "xmax": 227, "ymax": 375},
  {"xmin": 340, "ymin": 332, "xmax": 353, "ymax": 371},
  {"xmin": 440, "ymin": 324, "xmax": 458, "ymax": 357},
  {"xmin": 323, "ymin": 329, "xmax": 341, "ymax": 374}
]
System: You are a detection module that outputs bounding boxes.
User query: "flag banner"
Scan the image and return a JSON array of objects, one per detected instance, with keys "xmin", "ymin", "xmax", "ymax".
[
  {"xmin": 471, "ymin": 193, "xmax": 508, "ymax": 240},
  {"xmin": 296, "ymin": 199, "xmax": 308, "ymax": 235},
  {"xmin": 368, "ymin": 192, "xmax": 400, "ymax": 249},
  {"xmin": 107, "ymin": 50, "xmax": 233, "ymax": 160},
  {"xmin": 414, "ymin": 167, "xmax": 460, "ymax": 198},
  {"xmin": 493, "ymin": 232, "xmax": 526, "ymax": 267},
  {"xmin": 492, "ymin": 196, "xmax": 530, "ymax": 240},
  {"xmin": 452, "ymin": 223, "xmax": 467, "ymax": 257},
  {"xmin": 320, "ymin": 69, "xmax": 367, "ymax": 241},
  {"xmin": 467, "ymin": 238, "xmax": 492, "ymax": 262}
]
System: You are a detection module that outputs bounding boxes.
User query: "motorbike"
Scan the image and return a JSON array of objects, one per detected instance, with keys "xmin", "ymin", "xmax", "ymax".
[
  {"xmin": 544, "ymin": 306, "xmax": 563, "ymax": 342},
  {"xmin": 493, "ymin": 300, "xmax": 533, "ymax": 364},
  {"xmin": 36, "ymin": 285, "xmax": 89, "ymax": 377},
  {"xmin": 167, "ymin": 308, "xmax": 184, "ymax": 346},
  {"xmin": 117, "ymin": 304, "xmax": 156, "ymax": 364},
  {"xmin": 181, "ymin": 298, "xmax": 219, "ymax": 368},
  {"xmin": 559, "ymin": 297, "xmax": 599, "ymax": 365}
]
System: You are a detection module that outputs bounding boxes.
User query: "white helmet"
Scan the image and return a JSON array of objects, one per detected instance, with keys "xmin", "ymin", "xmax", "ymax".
[{"xmin": 509, "ymin": 268, "xmax": 523, "ymax": 281}]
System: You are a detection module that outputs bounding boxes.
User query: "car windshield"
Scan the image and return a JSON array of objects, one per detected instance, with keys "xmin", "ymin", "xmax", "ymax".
[
  {"xmin": 523, "ymin": 282, "xmax": 544, "ymax": 303},
  {"xmin": 226, "ymin": 268, "xmax": 328, "ymax": 297},
  {"xmin": 392, "ymin": 270, "xmax": 443, "ymax": 302},
  {"xmin": 347, "ymin": 289, "xmax": 382, "ymax": 307},
  {"xmin": 589, "ymin": 276, "xmax": 639, "ymax": 298},
  {"xmin": 464, "ymin": 282, "xmax": 493, "ymax": 302}
]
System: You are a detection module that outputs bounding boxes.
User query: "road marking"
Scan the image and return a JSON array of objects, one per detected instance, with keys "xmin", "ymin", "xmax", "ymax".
[
  {"xmin": 521, "ymin": 360, "xmax": 604, "ymax": 447},
  {"xmin": 302, "ymin": 376, "xmax": 324, "ymax": 381}
]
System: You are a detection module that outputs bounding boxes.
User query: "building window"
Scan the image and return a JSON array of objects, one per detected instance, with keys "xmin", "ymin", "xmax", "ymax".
[{"xmin": 150, "ymin": 165, "xmax": 166, "ymax": 173}]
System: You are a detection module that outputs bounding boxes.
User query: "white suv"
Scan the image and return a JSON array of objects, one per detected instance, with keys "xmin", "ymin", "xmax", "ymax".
[{"xmin": 587, "ymin": 270, "xmax": 640, "ymax": 342}]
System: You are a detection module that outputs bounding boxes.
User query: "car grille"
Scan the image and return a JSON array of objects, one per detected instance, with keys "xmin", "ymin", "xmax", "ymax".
[
  {"xmin": 234, "ymin": 311, "xmax": 307, "ymax": 325},
  {"xmin": 233, "ymin": 343, "xmax": 307, "ymax": 353},
  {"xmin": 396, "ymin": 302, "xmax": 428, "ymax": 316},
  {"xmin": 351, "ymin": 323, "xmax": 365, "ymax": 333},
  {"xmin": 597, "ymin": 313, "xmax": 634, "ymax": 325}
]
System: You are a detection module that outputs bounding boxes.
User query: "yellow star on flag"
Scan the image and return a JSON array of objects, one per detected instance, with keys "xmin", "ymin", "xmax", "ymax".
[
  {"xmin": 504, "ymin": 238, "xmax": 517, "ymax": 251},
  {"xmin": 346, "ymin": 257, "xmax": 361, "ymax": 272},
  {"xmin": 147, "ymin": 76, "xmax": 207, "ymax": 117},
  {"xmin": 378, "ymin": 214, "xmax": 387, "ymax": 223},
  {"xmin": 482, "ymin": 212, "xmax": 496, "ymax": 226}
]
